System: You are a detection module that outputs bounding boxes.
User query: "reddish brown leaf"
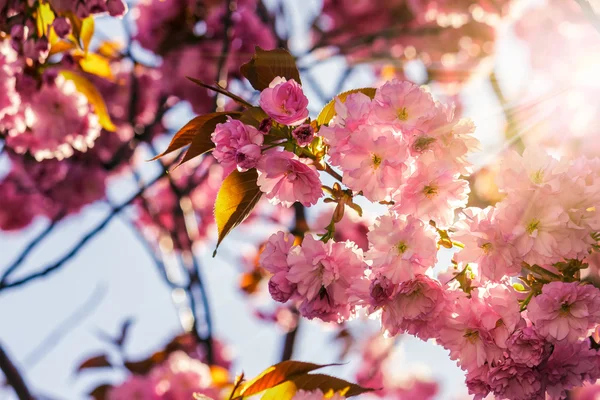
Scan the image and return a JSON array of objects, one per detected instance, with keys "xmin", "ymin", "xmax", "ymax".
[
  {"xmin": 89, "ymin": 384, "xmax": 112, "ymax": 400},
  {"xmin": 77, "ymin": 354, "xmax": 112, "ymax": 372},
  {"xmin": 152, "ymin": 112, "xmax": 238, "ymax": 161},
  {"xmin": 240, "ymin": 47, "xmax": 301, "ymax": 91},
  {"xmin": 290, "ymin": 373, "xmax": 374, "ymax": 397}
]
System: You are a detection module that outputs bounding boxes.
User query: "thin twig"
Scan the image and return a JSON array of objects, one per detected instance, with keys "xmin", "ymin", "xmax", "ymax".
[
  {"xmin": 22, "ymin": 285, "xmax": 108, "ymax": 368},
  {"xmin": 574, "ymin": 0, "xmax": 600, "ymax": 34},
  {"xmin": 0, "ymin": 344, "xmax": 34, "ymax": 400},
  {"xmin": 489, "ymin": 71, "xmax": 525, "ymax": 154},
  {"xmin": 0, "ymin": 171, "xmax": 167, "ymax": 292},
  {"xmin": 0, "ymin": 211, "xmax": 66, "ymax": 286}
]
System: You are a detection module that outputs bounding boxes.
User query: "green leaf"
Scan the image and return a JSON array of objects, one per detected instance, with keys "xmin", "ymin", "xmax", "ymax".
[
  {"xmin": 290, "ymin": 373, "xmax": 374, "ymax": 397},
  {"xmin": 316, "ymin": 88, "xmax": 377, "ymax": 127},
  {"xmin": 240, "ymin": 47, "xmax": 301, "ymax": 91},
  {"xmin": 151, "ymin": 112, "xmax": 239, "ymax": 161},
  {"xmin": 234, "ymin": 361, "xmax": 334, "ymax": 399},
  {"xmin": 77, "ymin": 354, "xmax": 111, "ymax": 372},
  {"xmin": 59, "ymin": 70, "xmax": 116, "ymax": 131},
  {"xmin": 214, "ymin": 169, "xmax": 262, "ymax": 256},
  {"xmin": 36, "ymin": 2, "xmax": 55, "ymax": 38}
]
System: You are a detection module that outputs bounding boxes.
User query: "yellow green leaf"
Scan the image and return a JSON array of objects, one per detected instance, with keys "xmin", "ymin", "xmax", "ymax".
[
  {"xmin": 97, "ymin": 40, "xmax": 123, "ymax": 59},
  {"xmin": 151, "ymin": 112, "xmax": 238, "ymax": 161},
  {"xmin": 60, "ymin": 70, "xmax": 116, "ymax": 132},
  {"xmin": 316, "ymin": 88, "xmax": 377, "ymax": 127},
  {"xmin": 49, "ymin": 40, "xmax": 77, "ymax": 56},
  {"xmin": 240, "ymin": 47, "xmax": 301, "ymax": 91},
  {"xmin": 214, "ymin": 169, "xmax": 262, "ymax": 256},
  {"xmin": 234, "ymin": 361, "xmax": 335, "ymax": 399},
  {"xmin": 78, "ymin": 52, "xmax": 114, "ymax": 80},
  {"xmin": 36, "ymin": 2, "xmax": 55, "ymax": 38},
  {"xmin": 289, "ymin": 373, "xmax": 374, "ymax": 397},
  {"xmin": 260, "ymin": 381, "xmax": 297, "ymax": 400},
  {"xmin": 80, "ymin": 16, "xmax": 94, "ymax": 53}
]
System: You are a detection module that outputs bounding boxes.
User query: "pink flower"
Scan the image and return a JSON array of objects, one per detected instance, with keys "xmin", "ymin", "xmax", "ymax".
[
  {"xmin": 437, "ymin": 292, "xmax": 504, "ymax": 369},
  {"xmin": 495, "ymin": 193, "xmax": 570, "ymax": 265},
  {"xmin": 291, "ymin": 389, "xmax": 346, "ymax": 400},
  {"xmin": 381, "ymin": 274, "xmax": 447, "ymax": 339},
  {"xmin": 5, "ymin": 75, "xmax": 101, "ymax": 160},
  {"xmin": 256, "ymin": 151, "xmax": 322, "ymax": 207},
  {"xmin": 292, "ymin": 123, "xmax": 315, "ymax": 147},
  {"xmin": 211, "ymin": 117, "xmax": 264, "ymax": 174},
  {"xmin": 539, "ymin": 340, "xmax": 600, "ymax": 400},
  {"xmin": 474, "ymin": 283, "xmax": 522, "ymax": 348},
  {"xmin": 259, "ymin": 77, "xmax": 309, "ymax": 126},
  {"xmin": 392, "ymin": 161, "xmax": 469, "ymax": 227},
  {"xmin": 466, "ymin": 365, "xmax": 492, "ymax": 400},
  {"xmin": 260, "ymin": 231, "xmax": 297, "ymax": 303},
  {"xmin": 372, "ymin": 80, "xmax": 437, "ymax": 132},
  {"xmin": 286, "ymin": 235, "xmax": 367, "ymax": 322},
  {"xmin": 488, "ymin": 361, "xmax": 543, "ymax": 400},
  {"xmin": 496, "ymin": 146, "xmax": 564, "ymax": 194},
  {"xmin": 108, "ymin": 375, "xmax": 160, "ymax": 400},
  {"xmin": 527, "ymin": 281, "xmax": 600, "ymax": 343},
  {"xmin": 336, "ymin": 125, "xmax": 408, "ymax": 201},
  {"xmin": 506, "ymin": 326, "xmax": 550, "ymax": 367},
  {"xmin": 411, "ymin": 106, "xmax": 479, "ymax": 176},
  {"xmin": 318, "ymin": 92, "xmax": 373, "ymax": 166},
  {"xmin": 366, "ymin": 214, "xmax": 437, "ymax": 284},
  {"xmin": 453, "ymin": 207, "xmax": 521, "ymax": 282},
  {"xmin": 150, "ymin": 351, "xmax": 219, "ymax": 400}
]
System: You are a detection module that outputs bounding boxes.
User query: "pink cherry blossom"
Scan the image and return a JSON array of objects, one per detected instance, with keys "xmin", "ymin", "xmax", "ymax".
[
  {"xmin": 506, "ymin": 326, "xmax": 550, "ymax": 367},
  {"xmin": 108, "ymin": 375, "xmax": 160, "ymax": 400},
  {"xmin": 539, "ymin": 340, "xmax": 600, "ymax": 400},
  {"xmin": 211, "ymin": 117, "xmax": 264, "ymax": 174},
  {"xmin": 411, "ymin": 103, "xmax": 479, "ymax": 175},
  {"xmin": 380, "ymin": 274, "xmax": 447, "ymax": 339},
  {"xmin": 5, "ymin": 75, "xmax": 101, "ymax": 160},
  {"xmin": 437, "ymin": 292, "xmax": 504, "ymax": 369},
  {"xmin": 453, "ymin": 206, "xmax": 521, "ymax": 282},
  {"xmin": 286, "ymin": 235, "xmax": 367, "ymax": 322},
  {"xmin": 259, "ymin": 77, "xmax": 309, "ymax": 126},
  {"xmin": 527, "ymin": 281, "xmax": 600, "ymax": 343},
  {"xmin": 392, "ymin": 161, "xmax": 469, "ymax": 227},
  {"xmin": 336, "ymin": 125, "xmax": 408, "ymax": 201},
  {"xmin": 0, "ymin": 40, "xmax": 20, "ymax": 120},
  {"xmin": 487, "ymin": 360, "xmax": 543, "ymax": 400},
  {"xmin": 149, "ymin": 351, "xmax": 219, "ymax": 400},
  {"xmin": 292, "ymin": 124, "xmax": 315, "ymax": 147},
  {"xmin": 260, "ymin": 231, "xmax": 297, "ymax": 302},
  {"xmin": 366, "ymin": 214, "xmax": 437, "ymax": 284},
  {"xmin": 372, "ymin": 80, "xmax": 437, "ymax": 132},
  {"xmin": 256, "ymin": 150, "xmax": 322, "ymax": 207}
]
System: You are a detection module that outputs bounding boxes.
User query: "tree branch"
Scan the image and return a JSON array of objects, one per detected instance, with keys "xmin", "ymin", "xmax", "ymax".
[
  {"xmin": 489, "ymin": 71, "xmax": 525, "ymax": 153},
  {"xmin": 0, "ymin": 171, "xmax": 167, "ymax": 292},
  {"xmin": 574, "ymin": 0, "xmax": 600, "ymax": 34},
  {"xmin": 0, "ymin": 344, "xmax": 34, "ymax": 400}
]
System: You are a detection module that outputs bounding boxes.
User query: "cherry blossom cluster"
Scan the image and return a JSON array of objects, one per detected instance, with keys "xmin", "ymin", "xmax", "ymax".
[
  {"xmin": 108, "ymin": 351, "xmax": 222, "ymax": 399},
  {"xmin": 227, "ymin": 71, "xmax": 600, "ymax": 398},
  {"xmin": 314, "ymin": 0, "xmax": 514, "ymax": 88}
]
